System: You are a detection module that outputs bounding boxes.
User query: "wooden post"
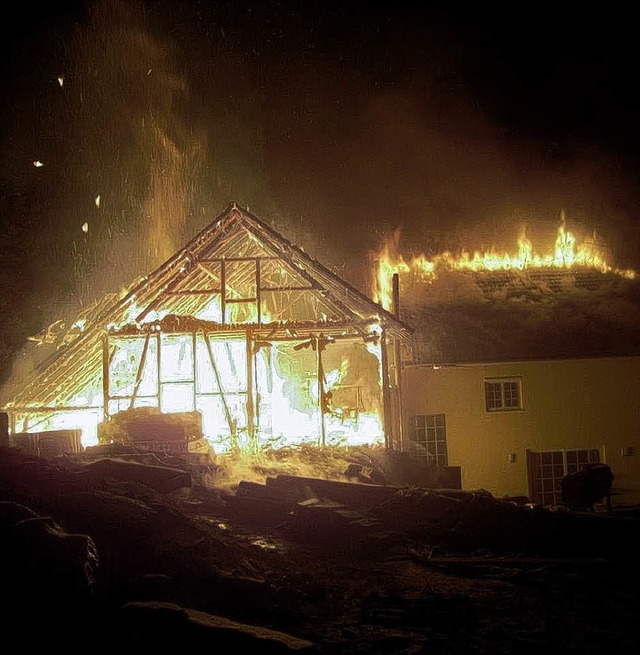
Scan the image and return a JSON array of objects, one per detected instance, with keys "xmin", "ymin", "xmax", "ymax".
[
  {"xmin": 380, "ymin": 329, "xmax": 393, "ymax": 451},
  {"xmin": 128, "ymin": 331, "xmax": 151, "ymax": 410},
  {"xmin": 156, "ymin": 332, "xmax": 162, "ymax": 408},
  {"xmin": 221, "ymin": 258, "xmax": 227, "ymax": 324},
  {"xmin": 203, "ymin": 331, "xmax": 237, "ymax": 448},
  {"xmin": 317, "ymin": 336, "xmax": 326, "ymax": 447},
  {"xmin": 0, "ymin": 411, "xmax": 9, "ymax": 447},
  {"xmin": 246, "ymin": 328, "xmax": 256, "ymax": 450},
  {"xmin": 255, "ymin": 258, "xmax": 262, "ymax": 326},
  {"xmin": 102, "ymin": 332, "xmax": 110, "ymax": 422},
  {"xmin": 192, "ymin": 331, "xmax": 197, "ymax": 410},
  {"xmin": 392, "ymin": 273, "xmax": 404, "ymax": 450}
]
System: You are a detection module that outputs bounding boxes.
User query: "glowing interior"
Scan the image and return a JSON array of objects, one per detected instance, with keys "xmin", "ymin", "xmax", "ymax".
[
  {"xmin": 7, "ymin": 211, "xmax": 402, "ymax": 452},
  {"xmin": 14, "ymin": 329, "xmax": 385, "ymax": 452}
]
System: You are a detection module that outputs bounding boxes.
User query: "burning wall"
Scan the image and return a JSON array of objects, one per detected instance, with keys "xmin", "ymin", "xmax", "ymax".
[
  {"xmin": 99, "ymin": 325, "xmax": 385, "ymax": 452},
  {"xmin": 2, "ymin": 204, "xmax": 411, "ymax": 452}
]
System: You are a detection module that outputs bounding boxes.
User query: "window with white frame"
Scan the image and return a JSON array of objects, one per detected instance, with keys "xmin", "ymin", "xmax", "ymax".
[
  {"xmin": 527, "ymin": 448, "xmax": 602, "ymax": 505},
  {"xmin": 411, "ymin": 413, "xmax": 448, "ymax": 465},
  {"xmin": 484, "ymin": 377, "xmax": 522, "ymax": 412}
]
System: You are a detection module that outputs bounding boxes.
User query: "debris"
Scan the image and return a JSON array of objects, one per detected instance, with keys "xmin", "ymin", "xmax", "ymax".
[
  {"xmin": 0, "ymin": 445, "xmax": 639, "ymax": 653},
  {"xmin": 287, "ymin": 497, "xmax": 382, "ymax": 550},
  {"xmin": 0, "ymin": 500, "xmax": 98, "ymax": 612},
  {"xmin": 407, "ymin": 549, "xmax": 611, "ymax": 577},
  {"xmin": 265, "ymin": 474, "xmax": 401, "ymax": 510},
  {"xmin": 11, "ymin": 428, "xmax": 83, "ymax": 458},
  {"xmin": 96, "ymin": 407, "xmax": 212, "ymax": 456},
  {"xmin": 81, "ymin": 458, "xmax": 192, "ymax": 493},
  {"xmin": 562, "ymin": 463, "xmax": 614, "ymax": 512},
  {"xmin": 114, "ymin": 601, "xmax": 318, "ymax": 652}
]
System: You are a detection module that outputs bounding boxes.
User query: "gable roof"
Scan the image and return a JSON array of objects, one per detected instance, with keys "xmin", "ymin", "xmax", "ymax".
[{"xmin": 4, "ymin": 203, "xmax": 412, "ymax": 410}]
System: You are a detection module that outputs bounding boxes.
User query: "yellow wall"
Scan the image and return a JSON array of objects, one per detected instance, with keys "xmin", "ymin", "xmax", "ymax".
[{"xmin": 402, "ymin": 356, "xmax": 640, "ymax": 505}]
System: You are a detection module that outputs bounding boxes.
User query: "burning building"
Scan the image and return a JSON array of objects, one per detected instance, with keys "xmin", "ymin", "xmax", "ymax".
[
  {"xmin": 370, "ymin": 215, "xmax": 640, "ymax": 506},
  {"xmin": 3, "ymin": 203, "xmax": 639, "ymax": 506},
  {"xmin": 1, "ymin": 203, "xmax": 413, "ymax": 453}
]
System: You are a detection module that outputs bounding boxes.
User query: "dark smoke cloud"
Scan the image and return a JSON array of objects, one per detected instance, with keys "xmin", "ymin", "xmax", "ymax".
[{"xmin": 2, "ymin": 0, "xmax": 640, "ymax": 386}]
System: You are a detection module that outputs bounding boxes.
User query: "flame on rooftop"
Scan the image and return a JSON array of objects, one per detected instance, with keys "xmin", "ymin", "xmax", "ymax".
[{"xmin": 373, "ymin": 212, "xmax": 637, "ymax": 310}]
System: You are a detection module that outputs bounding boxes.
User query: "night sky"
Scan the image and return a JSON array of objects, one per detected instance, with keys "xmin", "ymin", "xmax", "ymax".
[{"xmin": 2, "ymin": 0, "xmax": 640, "ymax": 386}]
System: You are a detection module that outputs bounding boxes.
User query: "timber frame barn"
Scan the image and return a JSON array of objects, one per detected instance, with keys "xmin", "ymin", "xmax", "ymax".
[{"xmin": 2, "ymin": 203, "xmax": 413, "ymax": 453}]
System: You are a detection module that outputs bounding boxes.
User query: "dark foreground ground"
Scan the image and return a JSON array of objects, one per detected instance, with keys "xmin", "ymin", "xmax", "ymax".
[{"xmin": 1, "ymin": 444, "xmax": 639, "ymax": 654}]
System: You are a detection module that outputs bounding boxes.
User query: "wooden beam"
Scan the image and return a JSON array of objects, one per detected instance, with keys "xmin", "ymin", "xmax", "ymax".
[
  {"xmin": 221, "ymin": 259, "xmax": 227, "ymax": 324},
  {"xmin": 102, "ymin": 332, "xmax": 110, "ymax": 421},
  {"xmin": 259, "ymin": 285, "xmax": 314, "ymax": 292},
  {"xmin": 317, "ymin": 336, "xmax": 326, "ymax": 447},
  {"xmin": 199, "ymin": 256, "xmax": 279, "ymax": 263},
  {"xmin": 6, "ymin": 405, "xmax": 104, "ymax": 413},
  {"xmin": 393, "ymin": 336, "xmax": 404, "ymax": 451},
  {"xmin": 128, "ymin": 331, "xmax": 151, "ymax": 410},
  {"xmin": 256, "ymin": 258, "xmax": 262, "ymax": 325},
  {"xmin": 380, "ymin": 330, "xmax": 393, "ymax": 450},
  {"xmin": 197, "ymin": 262, "xmax": 221, "ymax": 283},
  {"xmin": 167, "ymin": 289, "xmax": 221, "ymax": 295},
  {"xmin": 245, "ymin": 328, "xmax": 256, "ymax": 449},
  {"xmin": 156, "ymin": 332, "xmax": 161, "ymax": 405},
  {"xmin": 203, "ymin": 331, "xmax": 237, "ymax": 448}
]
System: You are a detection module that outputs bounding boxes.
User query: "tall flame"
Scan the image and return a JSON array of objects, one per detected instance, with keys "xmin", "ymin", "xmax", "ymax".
[{"xmin": 373, "ymin": 213, "xmax": 636, "ymax": 310}]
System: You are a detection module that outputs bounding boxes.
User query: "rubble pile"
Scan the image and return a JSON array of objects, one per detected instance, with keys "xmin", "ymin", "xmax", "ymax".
[{"xmin": 1, "ymin": 445, "xmax": 639, "ymax": 653}]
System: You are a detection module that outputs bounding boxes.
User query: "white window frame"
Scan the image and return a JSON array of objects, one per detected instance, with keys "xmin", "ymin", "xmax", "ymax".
[
  {"xmin": 527, "ymin": 447, "xmax": 603, "ymax": 506},
  {"xmin": 410, "ymin": 413, "xmax": 448, "ymax": 466},
  {"xmin": 484, "ymin": 377, "xmax": 523, "ymax": 412}
]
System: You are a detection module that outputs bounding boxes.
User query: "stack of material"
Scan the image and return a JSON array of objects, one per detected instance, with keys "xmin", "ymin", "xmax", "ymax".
[
  {"xmin": 11, "ymin": 429, "xmax": 82, "ymax": 458},
  {"xmin": 225, "ymin": 474, "xmax": 392, "ymax": 549},
  {"xmin": 98, "ymin": 408, "xmax": 205, "ymax": 453}
]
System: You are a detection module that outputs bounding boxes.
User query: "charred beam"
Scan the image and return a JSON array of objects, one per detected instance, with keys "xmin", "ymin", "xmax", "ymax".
[
  {"xmin": 202, "ymin": 330, "xmax": 237, "ymax": 447},
  {"xmin": 128, "ymin": 331, "xmax": 152, "ymax": 410}
]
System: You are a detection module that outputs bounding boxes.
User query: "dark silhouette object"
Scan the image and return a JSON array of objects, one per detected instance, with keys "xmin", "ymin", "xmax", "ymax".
[
  {"xmin": 0, "ymin": 412, "xmax": 8, "ymax": 447},
  {"xmin": 561, "ymin": 463, "xmax": 614, "ymax": 512}
]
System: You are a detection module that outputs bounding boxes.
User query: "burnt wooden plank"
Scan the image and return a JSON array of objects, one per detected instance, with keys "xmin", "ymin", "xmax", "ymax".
[{"xmin": 267, "ymin": 474, "xmax": 401, "ymax": 509}]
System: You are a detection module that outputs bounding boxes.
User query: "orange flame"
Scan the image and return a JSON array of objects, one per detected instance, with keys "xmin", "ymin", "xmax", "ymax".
[{"xmin": 373, "ymin": 213, "xmax": 636, "ymax": 310}]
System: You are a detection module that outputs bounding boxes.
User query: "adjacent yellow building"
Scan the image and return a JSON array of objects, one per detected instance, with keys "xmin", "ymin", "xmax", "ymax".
[{"xmin": 402, "ymin": 356, "xmax": 640, "ymax": 506}]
